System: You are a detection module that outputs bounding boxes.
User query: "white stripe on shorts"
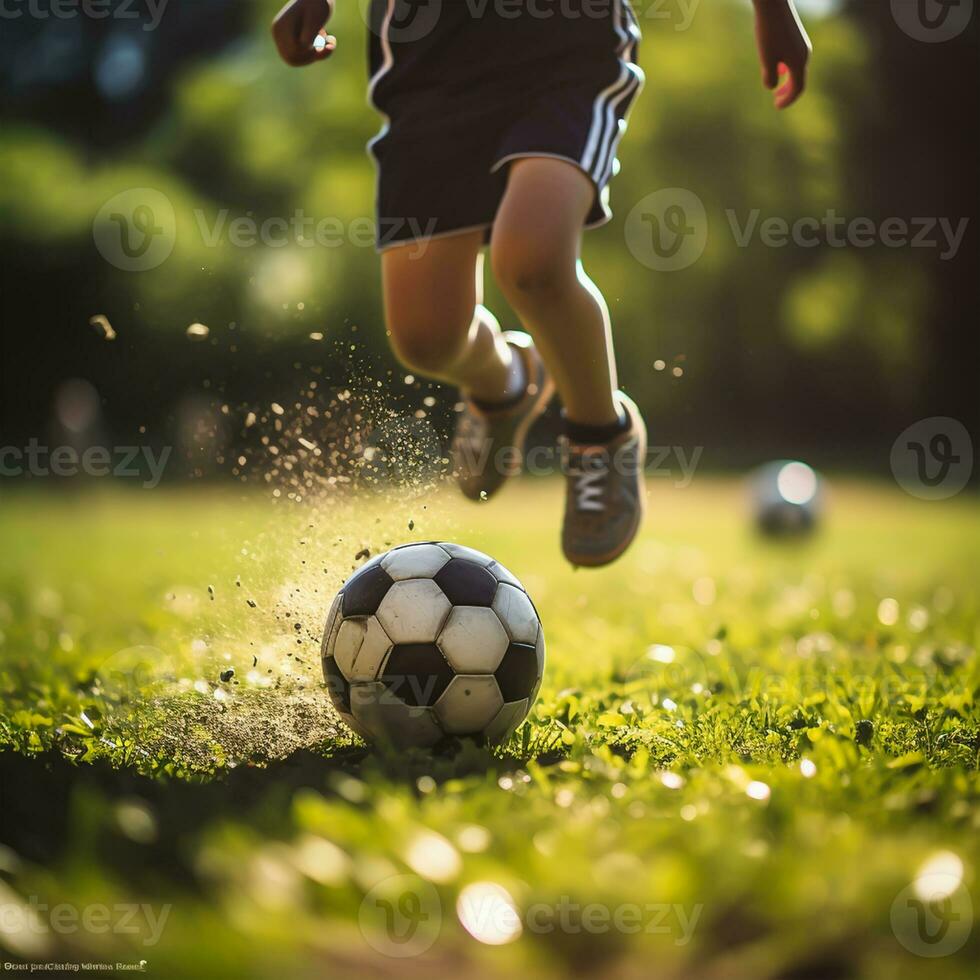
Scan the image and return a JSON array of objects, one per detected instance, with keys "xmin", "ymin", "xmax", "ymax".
[
  {"xmin": 580, "ymin": 0, "xmax": 641, "ymax": 179},
  {"xmin": 592, "ymin": 67, "xmax": 644, "ymax": 185}
]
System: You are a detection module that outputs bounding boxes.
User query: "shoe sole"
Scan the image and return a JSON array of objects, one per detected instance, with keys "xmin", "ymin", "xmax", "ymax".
[
  {"xmin": 508, "ymin": 369, "xmax": 556, "ymax": 475},
  {"xmin": 564, "ymin": 405, "xmax": 648, "ymax": 569},
  {"xmin": 457, "ymin": 335, "xmax": 555, "ymax": 501}
]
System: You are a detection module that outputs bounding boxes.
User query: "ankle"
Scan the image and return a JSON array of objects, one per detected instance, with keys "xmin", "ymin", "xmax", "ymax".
[
  {"xmin": 563, "ymin": 409, "xmax": 628, "ymax": 445},
  {"xmin": 469, "ymin": 348, "xmax": 526, "ymax": 411}
]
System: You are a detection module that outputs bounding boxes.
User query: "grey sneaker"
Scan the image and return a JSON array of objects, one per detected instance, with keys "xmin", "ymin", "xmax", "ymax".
[
  {"xmin": 561, "ymin": 391, "xmax": 647, "ymax": 567},
  {"xmin": 451, "ymin": 331, "xmax": 554, "ymax": 501}
]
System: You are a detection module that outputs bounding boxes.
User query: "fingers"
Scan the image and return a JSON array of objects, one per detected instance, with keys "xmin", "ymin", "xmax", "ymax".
[
  {"xmin": 774, "ymin": 57, "xmax": 807, "ymax": 110},
  {"xmin": 300, "ymin": 6, "xmax": 334, "ymax": 58},
  {"xmin": 311, "ymin": 33, "xmax": 338, "ymax": 62},
  {"xmin": 272, "ymin": 11, "xmax": 335, "ymax": 67},
  {"xmin": 274, "ymin": 30, "xmax": 336, "ymax": 66}
]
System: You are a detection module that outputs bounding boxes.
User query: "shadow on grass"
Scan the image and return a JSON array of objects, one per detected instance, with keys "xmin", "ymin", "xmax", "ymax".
[{"xmin": 0, "ymin": 734, "xmax": 533, "ymax": 891}]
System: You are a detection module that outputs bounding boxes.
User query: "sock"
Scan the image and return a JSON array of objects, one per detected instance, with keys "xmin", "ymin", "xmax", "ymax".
[
  {"xmin": 472, "ymin": 348, "xmax": 526, "ymax": 411},
  {"xmin": 564, "ymin": 408, "xmax": 628, "ymax": 445}
]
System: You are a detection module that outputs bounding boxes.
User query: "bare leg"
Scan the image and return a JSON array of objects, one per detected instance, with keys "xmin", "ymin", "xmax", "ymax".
[
  {"xmin": 490, "ymin": 157, "xmax": 620, "ymax": 427},
  {"xmin": 381, "ymin": 231, "xmax": 517, "ymax": 403}
]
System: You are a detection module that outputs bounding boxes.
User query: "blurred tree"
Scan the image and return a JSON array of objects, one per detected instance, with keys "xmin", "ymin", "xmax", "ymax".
[{"xmin": 841, "ymin": 0, "xmax": 979, "ymax": 437}]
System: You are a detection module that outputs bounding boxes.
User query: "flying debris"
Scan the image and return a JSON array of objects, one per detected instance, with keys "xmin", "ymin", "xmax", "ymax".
[{"xmin": 89, "ymin": 314, "xmax": 117, "ymax": 341}]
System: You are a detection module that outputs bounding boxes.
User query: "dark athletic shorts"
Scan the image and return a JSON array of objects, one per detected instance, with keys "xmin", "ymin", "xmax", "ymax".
[{"xmin": 366, "ymin": 0, "xmax": 644, "ymax": 251}]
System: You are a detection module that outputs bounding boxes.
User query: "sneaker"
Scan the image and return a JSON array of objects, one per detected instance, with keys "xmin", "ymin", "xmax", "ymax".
[
  {"xmin": 561, "ymin": 391, "xmax": 647, "ymax": 567},
  {"xmin": 451, "ymin": 331, "xmax": 554, "ymax": 501}
]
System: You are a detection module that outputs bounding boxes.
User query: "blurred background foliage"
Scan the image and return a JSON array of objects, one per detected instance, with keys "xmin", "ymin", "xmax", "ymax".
[{"xmin": 0, "ymin": 0, "xmax": 976, "ymax": 469}]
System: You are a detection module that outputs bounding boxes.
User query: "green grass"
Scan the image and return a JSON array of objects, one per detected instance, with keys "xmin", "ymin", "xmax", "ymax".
[{"xmin": 1, "ymin": 478, "xmax": 978, "ymax": 979}]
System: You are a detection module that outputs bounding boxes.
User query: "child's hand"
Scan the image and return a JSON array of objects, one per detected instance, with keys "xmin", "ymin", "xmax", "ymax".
[
  {"xmin": 753, "ymin": 0, "xmax": 812, "ymax": 110},
  {"xmin": 272, "ymin": 0, "xmax": 336, "ymax": 67}
]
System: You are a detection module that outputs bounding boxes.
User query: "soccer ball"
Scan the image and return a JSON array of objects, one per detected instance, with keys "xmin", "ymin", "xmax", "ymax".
[
  {"xmin": 751, "ymin": 460, "xmax": 822, "ymax": 537},
  {"xmin": 321, "ymin": 542, "xmax": 545, "ymax": 747}
]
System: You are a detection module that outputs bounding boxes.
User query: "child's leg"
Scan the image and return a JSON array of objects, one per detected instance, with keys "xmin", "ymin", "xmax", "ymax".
[
  {"xmin": 490, "ymin": 158, "xmax": 620, "ymax": 429},
  {"xmin": 381, "ymin": 230, "xmax": 518, "ymax": 404},
  {"xmin": 491, "ymin": 156, "xmax": 646, "ymax": 567}
]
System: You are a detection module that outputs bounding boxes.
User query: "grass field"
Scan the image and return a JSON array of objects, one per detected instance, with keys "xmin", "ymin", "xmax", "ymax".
[{"xmin": 1, "ymin": 477, "xmax": 978, "ymax": 979}]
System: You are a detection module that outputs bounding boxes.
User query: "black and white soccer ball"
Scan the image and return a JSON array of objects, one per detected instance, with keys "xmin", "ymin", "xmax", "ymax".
[{"xmin": 321, "ymin": 542, "xmax": 545, "ymax": 747}]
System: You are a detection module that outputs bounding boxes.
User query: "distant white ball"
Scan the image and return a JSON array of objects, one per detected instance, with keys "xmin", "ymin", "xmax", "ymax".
[
  {"xmin": 751, "ymin": 460, "xmax": 822, "ymax": 536},
  {"xmin": 321, "ymin": 542, "xmax": 545, "ymax": 747}
]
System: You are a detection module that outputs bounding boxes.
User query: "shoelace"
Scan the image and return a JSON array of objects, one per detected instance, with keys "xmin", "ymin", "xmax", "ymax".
[
  {"xmin": 567, "ymin": 431, "xmax": 641, "ymax": 514},
  {"xmin": 574, "ymin": 469, "xmax": 606, "ymax": 512},
  {"xmin": 568, "ymin": 450, "xmax": 610, "ymax": 513}
]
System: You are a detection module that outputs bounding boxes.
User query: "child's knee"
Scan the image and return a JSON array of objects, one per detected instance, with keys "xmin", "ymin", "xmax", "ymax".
[
  {"xmin": 491, "ymin": 235, "xmax": 574, "ymax": 307},
  {"xmin": 387, "ymin": 311, "xmax": 471, "ymax": 376}
]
